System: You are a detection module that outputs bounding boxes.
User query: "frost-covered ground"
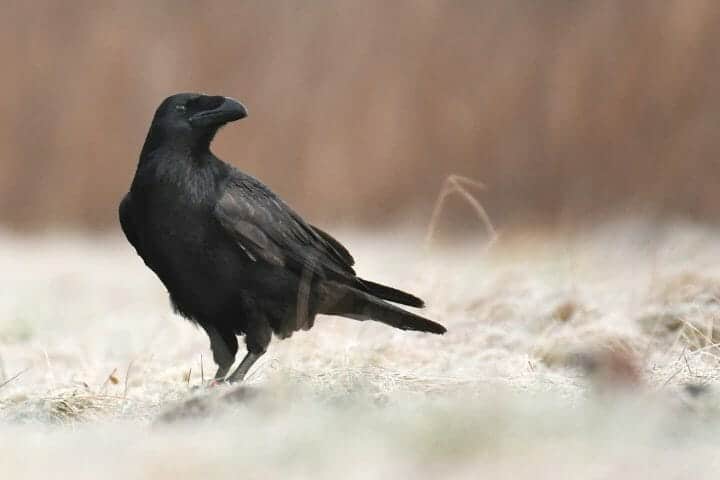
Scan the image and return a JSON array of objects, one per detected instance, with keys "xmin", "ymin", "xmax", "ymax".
[{"xmin": 1, "ymin": 221, "xmax": 720, "ymax": 478}]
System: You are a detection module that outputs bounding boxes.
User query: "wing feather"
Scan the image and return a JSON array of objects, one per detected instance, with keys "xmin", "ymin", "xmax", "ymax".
[{"xmin": 213, "ymin": 176, "xmax": 356, "ymax": 281}]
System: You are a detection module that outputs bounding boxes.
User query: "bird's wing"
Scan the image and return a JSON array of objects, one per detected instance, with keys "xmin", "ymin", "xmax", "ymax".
[
  {"xmin": 213, "ymin": 177, "xmax": 356, "ymax": 281},
  {"xmin": 119, "ymin": 193, "xmax": 140, "ymax": 252},
  {"xmin": 309, "ymin": 224, "xmax": 355, "ymax": 267}
]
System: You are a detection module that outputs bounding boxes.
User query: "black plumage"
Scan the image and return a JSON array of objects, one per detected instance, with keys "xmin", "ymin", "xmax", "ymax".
[{"xmin": 119, "ymin": 93, "xmax": 446, "ymax": 383}]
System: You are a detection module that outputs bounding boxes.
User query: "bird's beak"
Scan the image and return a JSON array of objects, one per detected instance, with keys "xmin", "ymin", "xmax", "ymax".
[{"xmin": 189, "ymin": 97, "xmax": 248, "ymax": 127}]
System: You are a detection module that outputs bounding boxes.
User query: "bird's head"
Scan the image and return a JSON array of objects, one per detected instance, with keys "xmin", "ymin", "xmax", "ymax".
[{"xmin": 146, "ymin": 93, "xmax": 248, "ymax": 152}]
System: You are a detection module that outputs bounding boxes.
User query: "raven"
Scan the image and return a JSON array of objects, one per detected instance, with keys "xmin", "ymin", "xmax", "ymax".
[{"xmin": 119, "ymin": 93, "xmax": 446, "ymax": 383}]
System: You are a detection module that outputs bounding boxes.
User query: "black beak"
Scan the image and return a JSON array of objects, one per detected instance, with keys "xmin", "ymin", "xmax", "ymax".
[{"xmin": 189, "ymin": 97, "xmax": 248, "ymax": 127}]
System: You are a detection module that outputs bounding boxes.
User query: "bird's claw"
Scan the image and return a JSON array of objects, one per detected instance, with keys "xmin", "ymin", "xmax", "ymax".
[
  {"xmin": 206, "ymin": 378, "xmax": 229, "ymax": 388},
  {"xmin": 190, "ymin": 378, "xmax": 229, "ymax": 391}
]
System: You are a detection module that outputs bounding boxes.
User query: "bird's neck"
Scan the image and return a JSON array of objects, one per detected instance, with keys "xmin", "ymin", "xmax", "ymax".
[
  {"xmin": 132, "ymin": 146, "xmax": 224, "ymax": 204},
  {"xmin": 139, "ymin": 126, "xmax": 218, "ymax": 164},
  {"xmin": 133, "ymin": 129, "xmax": 224, "ymax": 199}
]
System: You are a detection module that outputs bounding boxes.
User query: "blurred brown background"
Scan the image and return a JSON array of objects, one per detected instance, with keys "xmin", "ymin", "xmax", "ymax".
[{"xmin": 1, "ymin": 0, "xmax": 719, "ymax": 230}]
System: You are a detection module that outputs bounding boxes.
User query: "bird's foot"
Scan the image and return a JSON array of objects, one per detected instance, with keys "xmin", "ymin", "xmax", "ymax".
[
  {"xmin": 190, "ymin": 378, "xmax": 229, "ymax": 392},
  {"xmin": 206, "ymin": 378, "xmax": 230, "ymax": 388}
]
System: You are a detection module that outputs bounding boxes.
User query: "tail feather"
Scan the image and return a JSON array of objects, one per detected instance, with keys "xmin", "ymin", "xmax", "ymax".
[
  {"xmin": 326, "ymin": 284, "xmax": 446, "ymax": 335},
  {"xmin": 358, "ymin": 278, "xmax": 425, "ymax": 308},
  {"xmin": 364, "ymin": 299, "xmax": 446, "ymax": 334}
]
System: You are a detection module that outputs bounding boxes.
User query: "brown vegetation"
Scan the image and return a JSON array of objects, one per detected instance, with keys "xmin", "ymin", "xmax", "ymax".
[{"xmin": 1, "ymin": 1, "xmax": 720, "ymax": 229}]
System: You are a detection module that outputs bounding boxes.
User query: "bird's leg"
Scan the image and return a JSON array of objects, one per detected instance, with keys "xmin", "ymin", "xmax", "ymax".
[
  {"xmin": 226, "ymin": 351, "xmax": 264, "ymax": 383},
  {"xmin": 206, "ymin": 327, "xmax": 238, "ymax": 382},
  {"xmin": 226, "ymin": 320, "xmax": 271, "ymax": 383},
  {"xmin": 213, "ymin": 366, "xmax": 230, "ymax": 382}
]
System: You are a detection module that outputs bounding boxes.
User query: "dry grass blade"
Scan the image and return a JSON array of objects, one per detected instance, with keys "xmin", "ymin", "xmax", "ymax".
[
  {"xmin": 42, "ymin": 348, "xmax": 56, "ymax": 390},
  {"xmin": 451, "ymin": 175, "xmax": 487, "ymax": 191},
  {"xmin": 425, "ymin": 174, "xmax": 498, "ymax": 248},
  {"xmin": 661, "ymin": 366, "xmax": 684, "ymax": 388},
  {"xmin": 0, "ymin": 368, "xmax": 29, "ymax": 391},
  {"xmin": 124, "ymin": 360, "xmax": 134, "ymax": 398},
  {"xmin": 100, "ymin": 368, "xmax": 119, "ymax": 393}
]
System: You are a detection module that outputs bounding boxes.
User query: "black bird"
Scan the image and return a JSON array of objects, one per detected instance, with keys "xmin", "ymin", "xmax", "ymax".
[{"xmin": 119, "ymin": 93, "xmax": 446, "ymax": 383}]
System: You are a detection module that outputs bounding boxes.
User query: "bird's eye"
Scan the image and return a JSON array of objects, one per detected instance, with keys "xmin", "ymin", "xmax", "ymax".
[{"xmin": 175, "ymin": 105, "xmax": 187, "ymax": 112}]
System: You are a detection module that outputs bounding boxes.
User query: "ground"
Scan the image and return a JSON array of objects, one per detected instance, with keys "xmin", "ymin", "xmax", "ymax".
[{"xmin": 1, "ymin": 221, "xmax": 720, "ymax": 478}]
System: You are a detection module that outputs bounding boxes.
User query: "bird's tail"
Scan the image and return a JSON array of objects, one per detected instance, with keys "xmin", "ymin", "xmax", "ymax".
[
  {"xmin": 358, "ymin": 278, "xmax": 425, "ymax": 308},
  {"xmin": 325, "ymin": 284, "xmax": 446, "ymax": 335},
  {"xmin": 363, "ymin": 297, "xmax": 447, "ymax": 334}
]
